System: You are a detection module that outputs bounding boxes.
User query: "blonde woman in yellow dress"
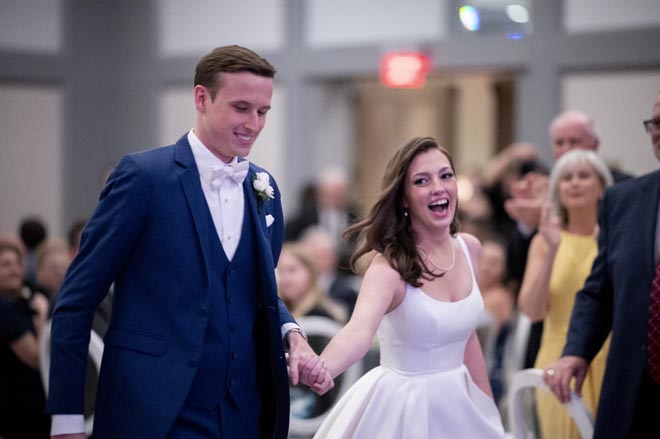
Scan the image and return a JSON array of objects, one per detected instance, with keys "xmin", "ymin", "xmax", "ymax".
[{"xmin": 518, "ymin": 149, "xmax": 613, "ymax": 439}]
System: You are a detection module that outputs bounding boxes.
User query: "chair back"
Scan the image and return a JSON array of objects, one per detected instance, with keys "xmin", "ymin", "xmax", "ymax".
[{"xmin": 507, "ymin": 368, "xmax": 594, "ymax": 439}]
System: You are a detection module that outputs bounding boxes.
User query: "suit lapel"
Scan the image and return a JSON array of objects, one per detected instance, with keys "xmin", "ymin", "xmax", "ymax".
[
  {"xmin": 174, "ymin": 136, "xmax": 213, "ymax": 275},
  {"xmin": 243, "ymin": 165, "xmax": 278, "ymax": 307}
]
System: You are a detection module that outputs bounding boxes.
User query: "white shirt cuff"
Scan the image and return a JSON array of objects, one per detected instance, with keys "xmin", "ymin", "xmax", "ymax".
[{"xmin": 51, "ymin": 414, "xmax": 85, "ymax": 436}]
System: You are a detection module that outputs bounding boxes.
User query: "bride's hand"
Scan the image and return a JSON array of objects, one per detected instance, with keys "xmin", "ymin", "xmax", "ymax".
[{"xmin": 311, "ymin": 370, "xmax": 335, "ymax": 395}]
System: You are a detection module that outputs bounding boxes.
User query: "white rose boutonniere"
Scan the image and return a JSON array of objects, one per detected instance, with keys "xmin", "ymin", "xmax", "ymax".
[{"xmin": 253, "ymin": 172, "xmax": 275, "ymax": 201}]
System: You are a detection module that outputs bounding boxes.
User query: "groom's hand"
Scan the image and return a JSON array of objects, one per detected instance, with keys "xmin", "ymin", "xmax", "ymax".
[
  {"xmin": 286, "ymin": 330, "xmax": 328, "ymax": 387},
  {"xmin": 52, "ymin": 434, "xmax": 87, "ymax": 439}
]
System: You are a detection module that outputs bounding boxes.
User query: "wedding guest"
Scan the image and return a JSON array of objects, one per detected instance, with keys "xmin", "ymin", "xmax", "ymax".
[
  {"xmin": 518, "ymin": 149, "xmax": 613, "ymax": 439},
  {"xmin": 543, "ymin": 92, "xmax": 660, "ymax": 438},
  {"xmin": 0, "ymin": 239, "xmax": 50, "ymax": 438}
]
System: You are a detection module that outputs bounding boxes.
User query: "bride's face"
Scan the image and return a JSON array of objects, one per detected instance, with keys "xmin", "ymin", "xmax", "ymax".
[{"xmin": 403, "ymin": 149, "xmax": 457, "ymax": 235}]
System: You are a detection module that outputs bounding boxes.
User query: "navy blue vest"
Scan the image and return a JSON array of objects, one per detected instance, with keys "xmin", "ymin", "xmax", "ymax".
[{"xmin": 185, "ymin": 194, "xmax": 261, "ymax": 409}]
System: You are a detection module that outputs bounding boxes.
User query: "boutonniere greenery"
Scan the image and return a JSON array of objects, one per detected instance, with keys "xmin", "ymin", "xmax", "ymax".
[{"xmin": 253, "ymin": 172, "xmax": 275, "ymax": 201}]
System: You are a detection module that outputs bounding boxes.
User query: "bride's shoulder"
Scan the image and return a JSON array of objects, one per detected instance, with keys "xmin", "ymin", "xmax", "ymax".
[
  {"xmin": 457, "ymin": 232, "xmax": 481, "ymax": 249},
  {"xmin": 457, "ymin": 232, "xmax": 482, "ymax": 262},
  {"xmin": 366, "ymin": 253, "xmax": 403, "ymax": 282},
  {"xmin": 362, "ymin": 253, "xmax": 407, "ymax": 302}
]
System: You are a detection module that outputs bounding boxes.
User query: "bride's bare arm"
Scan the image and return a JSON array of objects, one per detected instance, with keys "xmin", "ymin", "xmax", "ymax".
[{"xmin": 320, "ymin": 255, "xmax": 404, "ymax": 380}]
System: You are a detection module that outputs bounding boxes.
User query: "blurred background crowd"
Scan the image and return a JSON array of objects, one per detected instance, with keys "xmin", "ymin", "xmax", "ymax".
[{"xmin": 2, "ymin": 1, "xmax": 660, "ymax": 438}]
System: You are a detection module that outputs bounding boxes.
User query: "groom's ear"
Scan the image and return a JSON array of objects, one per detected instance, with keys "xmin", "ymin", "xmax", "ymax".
[{"xmin": 194, "ymin": 85, "xmax": 210, "ymax": 113}]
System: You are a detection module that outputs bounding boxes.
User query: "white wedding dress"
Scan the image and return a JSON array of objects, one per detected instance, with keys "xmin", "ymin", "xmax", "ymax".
[{"xmin": 313, "ymin": 236, "xmax": 505, "ymax": 439}]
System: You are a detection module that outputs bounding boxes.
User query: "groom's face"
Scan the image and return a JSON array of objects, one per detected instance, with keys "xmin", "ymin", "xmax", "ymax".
[{"xmin": 195, "ymin": 71, "xmax": 273, "ymax": 163}]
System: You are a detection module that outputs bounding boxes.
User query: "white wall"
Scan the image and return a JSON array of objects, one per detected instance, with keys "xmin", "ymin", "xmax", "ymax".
[
  {"xmin": 158, "ymin": 0, "xmax": 284, "ymax": 57},
  {"xmin": 565, "ymin": 0, "xmax": 660, "ymax": 33},
  {"xmin": 563, "ymin": 70, "xmax": 660, "ymax": 176},
  {"xmin": 306, "ymin": 0, "xmax": 447, "ymax": 48},
  {"xmin": 0, "ymin": 85, "xmax": 64, "ymax": 235},
  {"xmin": 0, "ymin": 0, "xmax": 62, "ymax": 53}
]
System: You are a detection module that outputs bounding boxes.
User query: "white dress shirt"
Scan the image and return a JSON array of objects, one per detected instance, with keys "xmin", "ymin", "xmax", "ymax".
[{"xmin": 189, "ymin": 130, "xmax": 245, "ymax": 260}]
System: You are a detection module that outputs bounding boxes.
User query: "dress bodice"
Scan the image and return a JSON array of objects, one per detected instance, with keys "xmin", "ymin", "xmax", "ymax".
[
  {"xmin": 315, "ymin": 234, "xmax": 505, "ymax": 438},
  {"xmin": 377, "ymin": 236, "xmax": 484, "ymax": 375}
]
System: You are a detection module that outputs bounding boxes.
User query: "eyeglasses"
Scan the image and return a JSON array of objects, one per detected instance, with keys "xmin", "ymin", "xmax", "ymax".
[{"xmin": 643, "ymin": 118, "xmax": 660, "ymax": 135}]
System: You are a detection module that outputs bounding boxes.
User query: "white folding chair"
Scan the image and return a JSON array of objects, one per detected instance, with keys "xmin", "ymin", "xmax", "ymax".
[
  {"xmin": 507, "ymin": 368, "xmax": 594, "ymax": 439},
  {"xmin": 287, "ymin": 316, "xmax": 363, "ymax": 438},
  {"xmin": 502, "ymin": 313, "xmax": 532, "ymax": 381},
  {"xmin": 40, "ymin": 320, "xmax": 105, "ymax": 436}
]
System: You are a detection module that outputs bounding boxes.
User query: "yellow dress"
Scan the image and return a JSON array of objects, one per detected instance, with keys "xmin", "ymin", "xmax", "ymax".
[{"xmin": 534, "ymin": 231, "xmax": 610, "ymax": 439}]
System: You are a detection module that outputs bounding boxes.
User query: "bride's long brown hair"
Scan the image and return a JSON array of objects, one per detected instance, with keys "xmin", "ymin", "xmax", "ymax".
[{"xmin": 344, "ymin": 137, "xmax": 460, "ymax": 287}]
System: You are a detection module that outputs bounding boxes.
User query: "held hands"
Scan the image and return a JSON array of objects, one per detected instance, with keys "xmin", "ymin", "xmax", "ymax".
[
  {"xmin": 286, "ymin": 330, "xmax": 335, "ymax": 395},
  {"xmin": 311, "ymin": 361, "xmax": 335, "ymax": 395},
  {"xmin": 542, "ymin": 355, "xmax": 588, "ymax": 403}
]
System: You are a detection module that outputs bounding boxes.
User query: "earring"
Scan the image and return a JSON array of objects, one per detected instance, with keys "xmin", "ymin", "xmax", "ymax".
[{"xmin": 403, "ymin": 209, "xmax": 409, "ymax": 217}]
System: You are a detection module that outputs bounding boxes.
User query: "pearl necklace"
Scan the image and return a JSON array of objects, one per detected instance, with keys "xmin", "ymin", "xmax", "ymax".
[{"xmin": 417, "ymin": 242, "xmax": 455, "ymax": 273}]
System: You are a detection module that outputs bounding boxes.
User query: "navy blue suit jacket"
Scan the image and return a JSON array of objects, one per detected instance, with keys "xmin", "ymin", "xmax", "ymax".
[
  {"xmin": 563, "ymin": 169, "xmax": 660, "ymax": 438},
  {"xmin": 47, "ymin": 135, "xmax": 294, "ymax": 438}
]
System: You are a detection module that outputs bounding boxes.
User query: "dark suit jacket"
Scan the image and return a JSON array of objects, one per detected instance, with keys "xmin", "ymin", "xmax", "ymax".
[
  {"xmin": 563, "ymin": 169, "xmax": 660, "ymax": 439},
  {"xmin": 47, "ymin": 135, "xmax": 294, "ymax": 438}
]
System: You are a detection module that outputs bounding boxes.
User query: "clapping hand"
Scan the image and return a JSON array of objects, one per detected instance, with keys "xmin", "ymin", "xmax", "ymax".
[
  {"xmin": 538, "ymin": 202, "xmax": 561, "ymax": 251},
  {"xmin": 504, "ymin": 173, "xmax": 549, "ymax": 230}
]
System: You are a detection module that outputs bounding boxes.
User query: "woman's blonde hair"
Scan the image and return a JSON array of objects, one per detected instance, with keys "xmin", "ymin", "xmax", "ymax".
[{"xmin": 548, "ymin": 149, "xmax": 613, "ymax": 225}]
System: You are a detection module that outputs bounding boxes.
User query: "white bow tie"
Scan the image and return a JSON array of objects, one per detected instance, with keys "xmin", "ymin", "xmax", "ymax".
[{"xmin": 210, "ymin": 161, "xmax": 249, "ymax": 189}]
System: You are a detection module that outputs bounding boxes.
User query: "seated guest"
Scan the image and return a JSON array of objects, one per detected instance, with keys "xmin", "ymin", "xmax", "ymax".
[
  {"xmin": 34, "ymin": 238, "xmax": 72, "ymax": 315},
  {"xmin": 277, "ymin": 242, "xmax": 347, "ymax": 420},
  {"xmin": 0, "ymin": 239, "xmax": 50, "ymax": 438},
  {"xmin": 302, "ymin": 227, "xmax": 359, "ymax": 315},
  {"xmin": 277, "ymin": 243, "xmax": 347, "ymax": 324}
]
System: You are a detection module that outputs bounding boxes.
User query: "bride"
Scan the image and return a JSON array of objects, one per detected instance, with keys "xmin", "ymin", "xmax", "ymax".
[{"xmin": 311, "ymin": 137, "xmax": 505, "ymax": 439}]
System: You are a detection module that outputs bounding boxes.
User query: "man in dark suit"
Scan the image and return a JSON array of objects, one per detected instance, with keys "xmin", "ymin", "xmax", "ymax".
[
  {"xmin": 47, "ymin": 45, "xmax": 329, "ymax": 439},
  {"xmin": 543, "ymin": 92, "xmax": 660, "ymax": 438}
]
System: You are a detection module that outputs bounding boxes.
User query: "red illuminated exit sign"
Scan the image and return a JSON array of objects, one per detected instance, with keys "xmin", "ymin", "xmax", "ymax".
[{"xmin": 380, "ymin": 52, "xmax": 430, "ymax": 89}]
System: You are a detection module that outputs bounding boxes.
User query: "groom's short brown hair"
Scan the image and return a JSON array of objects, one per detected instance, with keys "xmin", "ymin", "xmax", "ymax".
[{"xmin": 194, "ymin": 45, "xmax": 276, "ymax": 100}]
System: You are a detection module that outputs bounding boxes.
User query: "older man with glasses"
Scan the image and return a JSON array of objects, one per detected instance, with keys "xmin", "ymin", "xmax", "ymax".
[
  {"xmin": 644, "ymin": 116, "xmax": 660, "ymax": 136},
  {"xmin": 543, "ymin": 91, "xmax": 660, "ymax": 439}
]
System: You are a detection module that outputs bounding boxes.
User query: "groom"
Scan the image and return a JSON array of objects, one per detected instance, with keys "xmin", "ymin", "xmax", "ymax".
[{"xmin": 46, "ymin": 45, "xmax": 331, "ymax": 439}]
